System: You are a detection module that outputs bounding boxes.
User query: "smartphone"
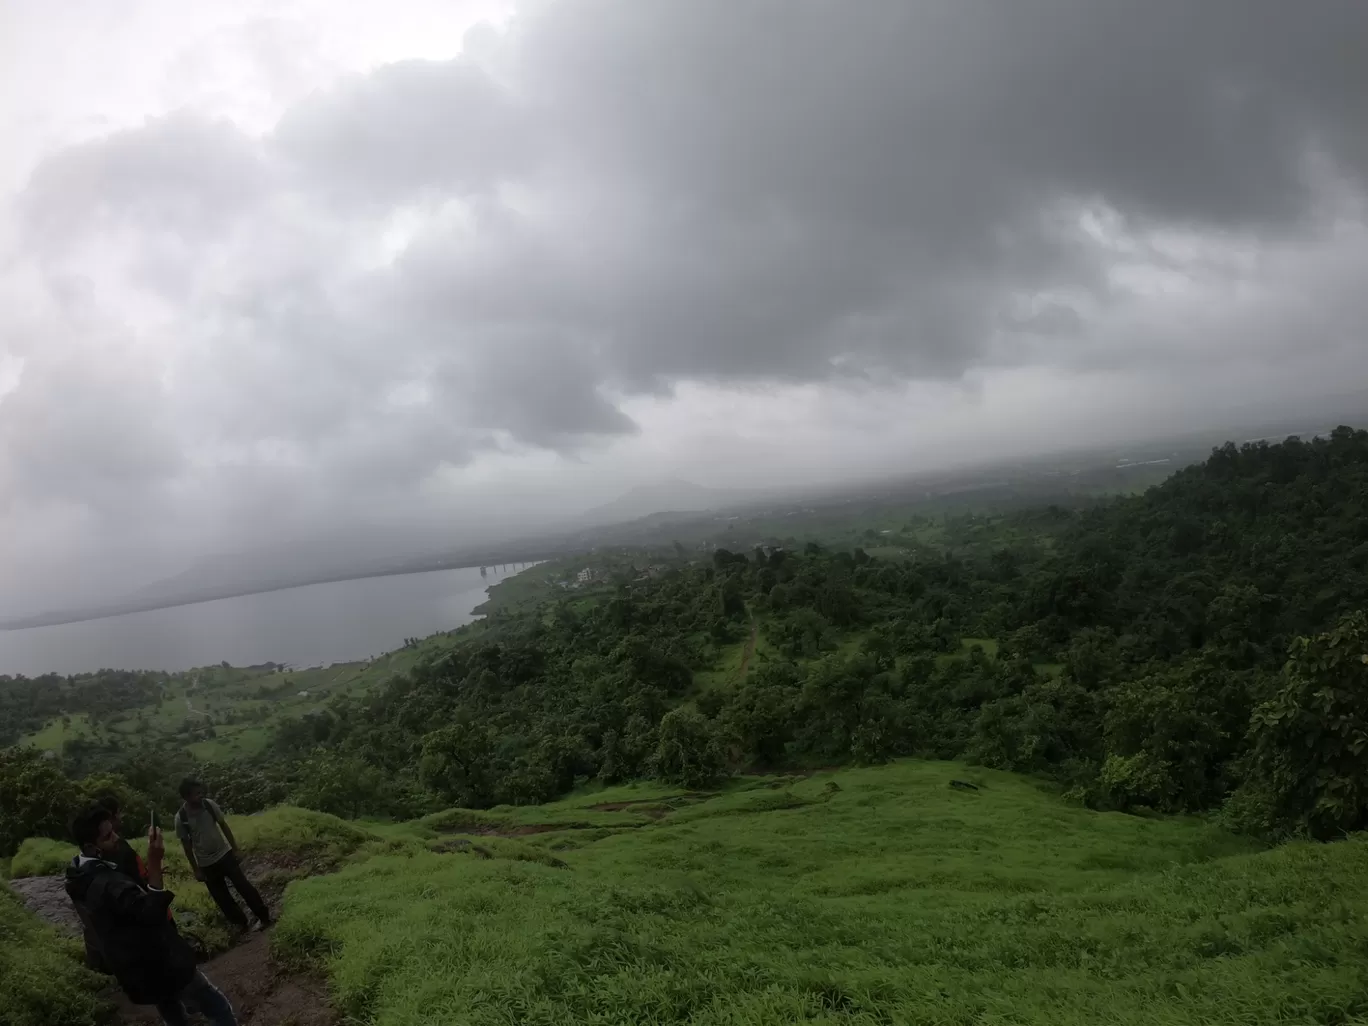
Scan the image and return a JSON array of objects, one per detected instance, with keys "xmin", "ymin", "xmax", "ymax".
[{"xmin": 150, "ymin": 806, "xmax": 158, "ymax": 833}]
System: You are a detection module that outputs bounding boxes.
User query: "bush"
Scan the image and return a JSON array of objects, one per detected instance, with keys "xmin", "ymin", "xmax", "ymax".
[
  {"xmin": 9, "ymin": 838, "xmax": 72, "ymax": 879},
  {"xmin": 229, "ymin": 806, "xmax": 372, "ymax": 863},
  {"xmin": 652, "ymin": 709, "xmax": 729, "ymax": 789},
  {"xmin": 1244, "ymin": 612, "xmax": 1368, "ymax": 838},
  {"xmin": 0, "ymin": 749, "xmax": 83, "ymax": 858}
]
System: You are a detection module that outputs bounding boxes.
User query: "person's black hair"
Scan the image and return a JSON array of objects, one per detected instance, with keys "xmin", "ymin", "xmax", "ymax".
[
  {"xmin": 178, "ymin": 778, "xmax": 203, "ymax": 800},
  {"xmin": 71, "ymin": 804, "xmax": 114, "ymax": 849},
  {"xmin": 98, "ymin": 794, "xmax": 120, "ymax": 815}
]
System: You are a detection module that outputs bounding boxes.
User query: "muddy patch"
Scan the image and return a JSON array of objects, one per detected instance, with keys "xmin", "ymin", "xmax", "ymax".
[
  {"xmin": 587, "ymin": 792, "xmax": 718, "ymax": 816},
  {"xmin": 587, "ymin": 800, "xmax": 672, "ymax": 818},
  {"xmin": 448, "ymin": 822, "xmax": 576, "ymax": 837},
  {"xmin": 241, "ymin": 852, "xmax": 341, "ymax": 905},
  {"xmin": 114, "ymin": 932, "xmax": 335, "ymax": 1026},
  {"xmin": 431, "ymin": 838, "xmax": 494, "ymax": 858}
]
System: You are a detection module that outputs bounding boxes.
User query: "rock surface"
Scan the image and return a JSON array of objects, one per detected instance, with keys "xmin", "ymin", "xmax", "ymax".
[{"xmin": 7, "ymin": 874, "xmax": 81, "ymax": 934}]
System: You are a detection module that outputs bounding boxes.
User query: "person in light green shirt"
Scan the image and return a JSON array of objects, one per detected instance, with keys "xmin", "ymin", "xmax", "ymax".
[{"xmin": 173, "ymin": 779, "xmax": 272, "ymax": 931}]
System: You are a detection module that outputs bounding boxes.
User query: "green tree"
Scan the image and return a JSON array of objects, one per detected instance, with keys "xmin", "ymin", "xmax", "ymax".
[
  {"xmin": 1096, "ymin": 668, "xmax": 1231, "ymax": 812},
  {"xmin": 0, "ymin": 748, "xmax": 83, "ymax": 856},
  {"xmin": 419, "ymin": 719, "xmax": 497, "ymax": 807},
  {"xmin": 290, "ymin": 749, "xmax": 389, "ymax": 819},
  {"xmin": 1244, "ymin": 611, "xmax": 1368, "ymax": 838},
  {"xmin": 652, "ymin": 709, "xmax": 728, "ymax": 788}
]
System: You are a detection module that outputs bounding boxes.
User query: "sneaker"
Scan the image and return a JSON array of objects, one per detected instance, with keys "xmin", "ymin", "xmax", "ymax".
[{"xmin": 251, "ymin": 918, "xmax": 272, "ymax": 932}]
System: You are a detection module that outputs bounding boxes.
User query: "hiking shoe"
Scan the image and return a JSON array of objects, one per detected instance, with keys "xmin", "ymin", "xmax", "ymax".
[{"xmin": 251, "ymin": 918, "xmax": 272, "ymax": 932}]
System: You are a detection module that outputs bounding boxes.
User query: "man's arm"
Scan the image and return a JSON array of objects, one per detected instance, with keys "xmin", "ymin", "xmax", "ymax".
[
  {"xmin": 145, "ymin": 827, "xmax": 165, "ymax": 890},
  {"xmin": 101, "ymin": 874, "xmax": 175, "ymax": 927},
  {"xmin": 180, "ymin": 838, "xmax": 203, "ymax": 880},
  {"xmin": 97, "ymin": 832, "xmax": 174, "ymax": 929},
  {"xmin": 175, "ymin": 811, "xmax": 203, "ymax": 881},
  {"xmin": 211, "ymin": 801, "xmax": 238, "ymax": 853}
]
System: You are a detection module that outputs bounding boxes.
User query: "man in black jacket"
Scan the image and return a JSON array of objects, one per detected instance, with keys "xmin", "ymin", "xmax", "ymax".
[
  {"xmin": 73, "ymin": 796, "xmax": 152, "ymax": 972},
  {"xmin": 64, "ymin": 804, "xmax": 237, "ymax": 1026}
]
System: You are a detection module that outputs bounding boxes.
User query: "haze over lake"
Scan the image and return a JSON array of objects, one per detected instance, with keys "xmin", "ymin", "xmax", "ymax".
[{"xmin": 0, "ymin": 565, "xmax": 522, "ymax": 678}]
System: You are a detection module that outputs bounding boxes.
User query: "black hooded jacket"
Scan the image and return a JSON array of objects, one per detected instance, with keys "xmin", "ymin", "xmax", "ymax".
[{"xmin": 64, "ymin": 855, "xmax": 196, "ymax": 1004}]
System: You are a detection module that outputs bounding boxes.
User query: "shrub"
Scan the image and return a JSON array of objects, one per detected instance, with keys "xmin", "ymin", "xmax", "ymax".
[
  {"xmin": 9, "ymin": 838, "xmax": 72, "ymax": 879},
  {"xmin": 652, "ymin": 709, "xmax": 729, "ymax": 789},
  {"xmin": 0, "ymin": 749, "xmax": 83, "ymax": 858}
]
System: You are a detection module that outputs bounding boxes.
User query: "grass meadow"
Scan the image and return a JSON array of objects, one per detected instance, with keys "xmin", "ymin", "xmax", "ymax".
[
  {"xmin": 8, "ymin": 760, "xmax": 1368, "ymax": 1025},
  {"xmin": 272, "ymin": 761, "xmax": 1368, "ymax": 1026}
]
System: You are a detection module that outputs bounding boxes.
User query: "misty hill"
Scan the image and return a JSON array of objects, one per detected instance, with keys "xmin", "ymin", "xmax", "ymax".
[{"xmin": 578, "ymin": 478, "xmax": 760, "ymax": 524}]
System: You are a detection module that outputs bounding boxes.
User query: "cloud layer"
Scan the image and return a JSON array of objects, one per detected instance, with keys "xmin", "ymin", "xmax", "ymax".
[{"xmin": 2, "ymin": 0, "xmax": 1367, "ymax": 610}]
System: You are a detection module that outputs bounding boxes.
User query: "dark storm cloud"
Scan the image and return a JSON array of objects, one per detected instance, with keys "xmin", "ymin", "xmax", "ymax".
[
  {"xmin": 253, "ymin": 0, "xmax": 1368, "ymax": 405},
  {"xmin": 7, "ymin": 0, "xmax": 1368, "ymax": 529}
]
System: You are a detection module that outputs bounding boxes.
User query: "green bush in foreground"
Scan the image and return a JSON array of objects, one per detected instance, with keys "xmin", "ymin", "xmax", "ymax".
[
  {"xmin": 0, "ymin": 886, "xmax": 108, "ymax": 1026},
  {"xmin": 9, "ymin": 837, "xmax": 72, "ymax": 879},
  {"xmin": 273, "ymin": 759, "xmax": 1368, "ymax": 1026}
]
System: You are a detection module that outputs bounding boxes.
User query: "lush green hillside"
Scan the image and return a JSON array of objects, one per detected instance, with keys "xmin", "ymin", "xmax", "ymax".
[
  {"xmin": 6, "ymin": 429, "xmax": 1368, "ymax": 861},
  {"xmin": 242, "ymin": 428, "xmax": 1368, "ymax": 840},
  {"xmin": 272, "ymin": 760, "xmax": 1368, "ymax": 1026}
]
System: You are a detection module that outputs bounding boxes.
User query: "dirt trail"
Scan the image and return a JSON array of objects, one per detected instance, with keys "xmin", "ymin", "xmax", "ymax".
[
  {"xmin": 736, "ymin": 612, "xmax": 759, "ymax": 681},
  {"xmin": 112, "ymin": 931, "xmax": 334, "ymax": 1026},
  {"xmin": 7, "ymin": 875, "xmax": 335, "ymax": 1026}
]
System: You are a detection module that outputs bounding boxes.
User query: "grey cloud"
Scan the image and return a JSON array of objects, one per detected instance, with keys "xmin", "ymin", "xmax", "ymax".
[
  {"xmin": 280, "ymin": 0, "xmax": 1365, "ymax": 403},
  {"xmin": 273, "ymin": 59, "xmax": 534, "ymax": 203},
  {"xmin": 24, "ymin": 1, "xmax": 1368, "ymax": 406},
  {"xmin": 5, "ymin": 0, "xmax": 1368, "ymax": 609},
  {"xmin": 23, "ymin": 111, "xmax": 267, "ymax": 246},
  {"xmin": 0, "ymin": 343, "xmax": 183, "ymax": 510}
]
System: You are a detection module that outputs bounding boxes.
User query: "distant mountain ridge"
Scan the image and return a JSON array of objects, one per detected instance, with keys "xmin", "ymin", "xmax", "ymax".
[{"xmin": 579, "ymin": 478, "xmax": 757, "ymax": 523}]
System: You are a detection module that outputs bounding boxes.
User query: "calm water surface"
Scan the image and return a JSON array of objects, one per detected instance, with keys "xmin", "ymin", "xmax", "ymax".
[{"xmin": 0, "ymin": 565, "xmax": 524, "ymax": 677}]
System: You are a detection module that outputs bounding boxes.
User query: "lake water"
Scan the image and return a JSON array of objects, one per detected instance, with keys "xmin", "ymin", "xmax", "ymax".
[{"xmin": 0, "ymin": 565, "xmax": 526, "ymax": 678}]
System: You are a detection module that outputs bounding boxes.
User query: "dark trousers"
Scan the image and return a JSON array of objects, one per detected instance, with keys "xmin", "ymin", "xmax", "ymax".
[
  {"xmin": 200, "ymin": 851, "xmax": 270, "ymax": 927},
  {"xmin": 154, "ymin": 971, "xmax": 236, "ymax": 1026}
]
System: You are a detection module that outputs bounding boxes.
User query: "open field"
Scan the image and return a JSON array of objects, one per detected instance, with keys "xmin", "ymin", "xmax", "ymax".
[
  {"xmin": 9, "ymin": 761, "xmax": 1368, "ymax": 1025},
  {"xmin": 265, "ymin": 760, "xmax": 1368, "ymax": 1026}
]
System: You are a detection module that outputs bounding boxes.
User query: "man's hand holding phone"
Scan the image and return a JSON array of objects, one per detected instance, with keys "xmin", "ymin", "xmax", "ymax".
[{"xmin": 145, "ymin": 824, "xmax": 166, "ymax": 889}]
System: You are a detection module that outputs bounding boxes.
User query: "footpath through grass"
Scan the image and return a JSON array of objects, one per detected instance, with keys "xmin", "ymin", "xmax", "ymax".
[{"xmin": 273, "ymin": 760, "xmax": 1368, "ymax": 1026}]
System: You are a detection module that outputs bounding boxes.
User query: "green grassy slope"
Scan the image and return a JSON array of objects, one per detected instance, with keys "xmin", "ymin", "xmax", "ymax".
[
  {"xmin": 0, "ymin": 886, "xmax": 108, "ymax": 1026},
  {"xmin": 273, "ymin": 760, "xmax": 1368, "ymax": 1026}
]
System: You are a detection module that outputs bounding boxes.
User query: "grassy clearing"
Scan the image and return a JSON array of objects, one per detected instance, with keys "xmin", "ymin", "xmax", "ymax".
[
  {"xmin": 22, "ymin": 713, "xmax": 96, "ymax": 751},
  {"xmin": 934, "ymin": 636, "xmax": 1001, "ymax": 667},
  {"xmin": 692, "ymin": 639, "xmax": 749, "ymax": 691},
  {"xmin": 271, "ymin": 759, "xmax": 1368, "ymax": 1026},
  {"xmin": 17, "ymin": 655, "xmax": 421, "ymax": 763}
]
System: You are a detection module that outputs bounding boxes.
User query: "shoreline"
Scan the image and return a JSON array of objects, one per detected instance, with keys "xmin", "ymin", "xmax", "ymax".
[{"xmin": 0, "ymin": 561, "xmax": 539, "ymax": 633}]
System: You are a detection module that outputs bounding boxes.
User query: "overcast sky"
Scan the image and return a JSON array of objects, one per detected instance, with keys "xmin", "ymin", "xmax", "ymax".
[{"xmin": 2, "ymin": 0, "xmax": 1366, "ymax": 613}]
